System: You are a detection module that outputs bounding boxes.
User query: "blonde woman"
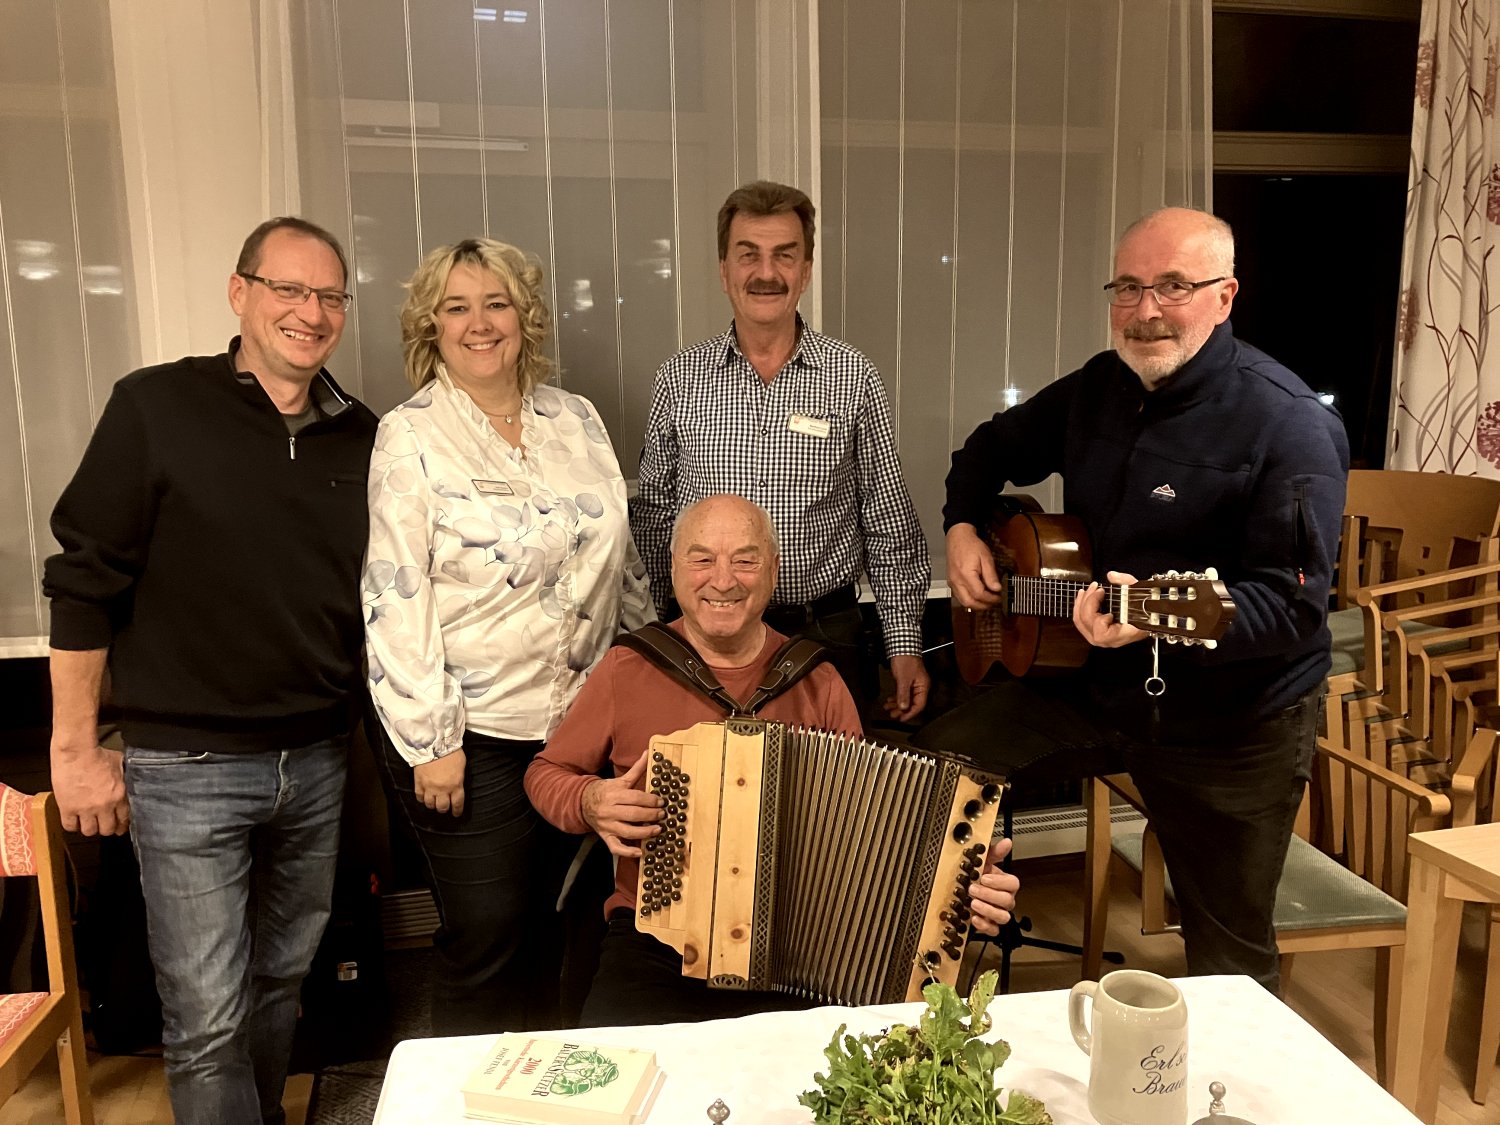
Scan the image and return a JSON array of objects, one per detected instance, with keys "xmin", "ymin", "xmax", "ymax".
[{"xmin": 364, "ymin": 238, "xmax": 651, "ymax": 1033}]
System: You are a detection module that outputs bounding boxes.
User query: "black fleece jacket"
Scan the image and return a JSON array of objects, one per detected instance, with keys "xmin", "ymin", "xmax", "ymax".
[
  {"xmin": 44, "ymin": 341, "xmax": 378, "ymax": 752},
  {"xmin": 945, "ymin": 322, "xmax": 1350, "ymax": 738}
]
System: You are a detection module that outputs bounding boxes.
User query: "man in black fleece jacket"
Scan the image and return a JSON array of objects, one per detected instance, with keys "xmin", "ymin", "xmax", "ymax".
[
  {"xmin": 941, "ymin": 207, "xmax": 1349, "ymax": 993},
  {"xmin": 44, "ymin": 217, "xmax": 376, "ymax": 1125}
]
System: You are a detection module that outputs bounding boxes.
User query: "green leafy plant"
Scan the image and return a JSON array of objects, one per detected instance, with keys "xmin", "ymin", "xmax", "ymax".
[{"xmin": 798, "ymin": 970, "xmax": 1052, "ymax": 1124}]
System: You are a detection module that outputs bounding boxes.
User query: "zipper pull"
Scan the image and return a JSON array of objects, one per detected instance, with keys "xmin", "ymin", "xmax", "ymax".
[{"xmin": 288, "ymin": 435, "xmax": 297, "ymax": 461}]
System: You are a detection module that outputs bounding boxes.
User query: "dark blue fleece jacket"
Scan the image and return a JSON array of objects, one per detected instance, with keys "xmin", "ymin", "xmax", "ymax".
[{"xmin": 945, "ymin": 321, "xmax": 1350, "ymax": 738}]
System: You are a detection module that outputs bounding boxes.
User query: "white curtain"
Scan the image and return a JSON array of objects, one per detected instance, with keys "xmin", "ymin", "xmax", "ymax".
[
  {"xmin": 819, "ymin": 0, "xmax": 1211, "ymax": 574},
  {"xmin": 291, "ymin": 0, "xmax": 1210, "ymax": 576},
  {"xmin": 1390, "ymin": 0, "xmax": 1500, "ymax": 473},
  {"xmin": 0, "ymin": 0, "xmax": 1209, "ymax": 648},
  {"xmin": 288, "ymin": 0, "xmax": 818, "ymax": 434},
  {"xmin": 0, "ymin": 0, "xmax": 136, "ymax": 651},
  {"xmin": 0, "ymin": 0, "xmax": 308, "ymax": 652}
]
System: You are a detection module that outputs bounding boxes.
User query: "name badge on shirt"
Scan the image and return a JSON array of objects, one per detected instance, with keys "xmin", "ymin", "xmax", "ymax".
[
  {"xmin": 788, "ymin": 413, "xmax": 832, "ymax": 439},
  {"xmin": 473, "ymin": 479, "xmax": 515, "ymax": 496}
]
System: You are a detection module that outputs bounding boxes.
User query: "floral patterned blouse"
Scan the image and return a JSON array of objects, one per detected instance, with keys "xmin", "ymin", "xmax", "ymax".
[{"xmin": 363, "ymin": 370, "xmax": 653, "ymax": 766}]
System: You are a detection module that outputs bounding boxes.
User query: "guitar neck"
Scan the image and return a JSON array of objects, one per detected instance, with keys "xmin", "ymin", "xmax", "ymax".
[{"xmin": 1007, "ymin": 574, "xmax": 1120, "ymax": 620}]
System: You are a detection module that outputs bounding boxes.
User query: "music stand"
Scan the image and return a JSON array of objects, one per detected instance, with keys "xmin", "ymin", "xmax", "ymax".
[{"xmin": 912, "ymin": 678, "xmax": 1125, "ymax": 992}]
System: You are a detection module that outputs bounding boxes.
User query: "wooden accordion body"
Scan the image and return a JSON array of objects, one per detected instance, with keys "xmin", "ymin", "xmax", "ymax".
[{"xmin": 635, "ymin": 719, "xmax": 1005, "ymax": 1006}]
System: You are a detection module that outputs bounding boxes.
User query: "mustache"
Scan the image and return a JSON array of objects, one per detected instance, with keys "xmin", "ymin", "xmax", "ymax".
[
  {"xmin": 746, "ymin": 283, "xmax": 789, "ymax": 295},
  {"xmin": 1124, "ymin": 323, "xmax": 1178, "ymax": 342}
]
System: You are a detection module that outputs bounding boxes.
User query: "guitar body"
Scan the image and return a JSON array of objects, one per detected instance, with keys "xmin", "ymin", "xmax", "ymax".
[{"xmin": 953, "ymin": 496, "xmax": 1093, "ymax": 682}]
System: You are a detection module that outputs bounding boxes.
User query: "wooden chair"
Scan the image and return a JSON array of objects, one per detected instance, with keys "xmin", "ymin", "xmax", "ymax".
[
  {"xmin": 1082, "ymin": 736, "xmax": 1450, "ymax": 1090},
  {"xmin": 1326, "ymin": 472, "xmax": 1500, "ymax": 782},
  {"xmin": 0, "ymin": 786, "xmax": 94, "ymax": 1124},
  {"xmin": 1449, "ymin": 728, "xmax": 1500, "ymax": 1103},
  {"xmin": 1349, "ymin": 569, "xmax": 1500, "ymax": 781},
  {"xmin": 1333, "ymin": 470, "xmax": 1500, "ymax": 609}
]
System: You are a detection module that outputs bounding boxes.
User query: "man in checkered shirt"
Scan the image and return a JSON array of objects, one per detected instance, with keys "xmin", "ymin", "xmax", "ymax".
[{"xmin": 631, "ymin": 181, "xmax": 932, "ymax": 722}]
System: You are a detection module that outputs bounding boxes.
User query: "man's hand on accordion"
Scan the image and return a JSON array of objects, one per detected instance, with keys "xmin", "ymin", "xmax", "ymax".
[
  {"xmin": 967, "ymin": 837, "xmax": 1021, "ymax": 936},
  {"xmin": 582, "ymin": 752, "xmax": 664, "ymax": 858}
]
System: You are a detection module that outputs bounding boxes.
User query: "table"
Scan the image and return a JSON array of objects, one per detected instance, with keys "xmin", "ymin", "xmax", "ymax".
[
  {"xmin": 1393, "ymin": 821, "xmax": 1500, "ymax": 1122},
  {"xmin": 375, "ymin": 975, "xmax": 1418, "ymax": 1124}
]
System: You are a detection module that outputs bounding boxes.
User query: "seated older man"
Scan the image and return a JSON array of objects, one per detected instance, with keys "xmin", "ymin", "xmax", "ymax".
[{"xmin": 525, "ymin": 493, "xmax": 1018, "ymax": 1025}]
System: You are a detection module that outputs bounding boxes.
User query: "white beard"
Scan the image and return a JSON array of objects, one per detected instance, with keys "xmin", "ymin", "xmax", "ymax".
[{"xmin": 1112, "ymin": 321, "xmax": 1214, "ymax": 389}]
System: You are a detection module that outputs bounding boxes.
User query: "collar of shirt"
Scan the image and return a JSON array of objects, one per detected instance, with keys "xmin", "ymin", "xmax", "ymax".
[
  {"xmin": 717, "ymin": 316, "xmax": 831, "ymax": 380},
  {"xmin": 433, "ymin": 363, "xmax": 533, "ymax": 453},
  {"xmin": 225, "ymin": 335, "xmax": 354, "ymax": 419},
  {"xmin": 1136, "ymin": 319, "xmax": 1236, "ymax": 412}
]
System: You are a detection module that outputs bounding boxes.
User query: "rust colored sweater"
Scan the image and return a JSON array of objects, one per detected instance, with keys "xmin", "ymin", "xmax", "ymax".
[{"xmin": 524, "ymin": 622, "xmax": 862, "ymax": 916}]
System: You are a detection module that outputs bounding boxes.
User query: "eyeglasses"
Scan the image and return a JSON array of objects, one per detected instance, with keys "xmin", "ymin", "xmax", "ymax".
[
  {"xmin": 238, "ymin": 272, "xmax": 353, "ymax": 313},
  {"xmin": 1103, "ymin": 277, "xmax": 1225, "ymax": 307}
]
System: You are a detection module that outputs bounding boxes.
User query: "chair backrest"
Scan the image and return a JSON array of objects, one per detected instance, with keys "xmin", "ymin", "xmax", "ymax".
[
  {"xmin": 0, "ymin": 786, "xmax": 80, "ymax": 1003},
  {"xmin": 1336, "ymin": 470, "xmax": 1500, "ymax": 609},
  {"xmin": 0, "ymin": 786, "xmax": 39, "ymax": 879},
  {"xmin": 1312, "ymin": 737, "xmax": 1452, "ymax": 900}
]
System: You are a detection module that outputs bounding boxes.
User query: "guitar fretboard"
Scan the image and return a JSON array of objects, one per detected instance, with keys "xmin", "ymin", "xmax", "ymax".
[{"xmin": 1008, "ymin": 575, "xmax": 1124, "ymax": 621}]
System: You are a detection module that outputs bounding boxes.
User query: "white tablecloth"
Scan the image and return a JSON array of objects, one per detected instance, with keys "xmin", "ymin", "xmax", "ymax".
[{"xmin": 374, "ymin": 974, "xmax": 1418, "ymax": 1124}]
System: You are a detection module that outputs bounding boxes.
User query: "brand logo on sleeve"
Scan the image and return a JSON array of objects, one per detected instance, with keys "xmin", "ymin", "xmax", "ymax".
[{"xmin": 1150, "ymin": 484, "xmax": 1177, "ymax": 502}]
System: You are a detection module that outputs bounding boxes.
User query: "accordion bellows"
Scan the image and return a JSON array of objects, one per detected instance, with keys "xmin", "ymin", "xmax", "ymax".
[{"xmin": 635, "ymin": 719, "xmax": 1005, "ymax": 1006}]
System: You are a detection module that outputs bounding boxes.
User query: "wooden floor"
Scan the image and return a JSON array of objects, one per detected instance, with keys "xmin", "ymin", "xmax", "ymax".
[{"xmin": 1, "ymin": 859, "xmax": 1497, "ymax": 1124}]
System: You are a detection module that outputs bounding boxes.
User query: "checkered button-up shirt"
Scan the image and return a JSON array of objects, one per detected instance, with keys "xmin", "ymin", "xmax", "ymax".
[{"xmin": 631, "ymin": 320, "xmax": 930, "ymax": 656}]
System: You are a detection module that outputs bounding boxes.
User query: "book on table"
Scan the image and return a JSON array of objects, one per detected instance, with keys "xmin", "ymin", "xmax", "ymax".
[{"xmin": 460, "ymin": 1033, "xmax": 664, "ymax": 1124}]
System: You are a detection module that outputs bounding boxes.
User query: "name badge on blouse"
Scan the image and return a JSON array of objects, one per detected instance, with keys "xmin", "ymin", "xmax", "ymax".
[
  {"xmin": 788, "ymin": 413, "xmax": 832, "ymax": 439},
  {"xmin": 473, "ymin": 479, "xmax": 515, "ymax": 496}
]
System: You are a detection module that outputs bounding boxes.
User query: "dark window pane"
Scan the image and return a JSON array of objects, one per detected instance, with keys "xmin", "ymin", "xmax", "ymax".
[
  {"xmin": 1213, "ymin": 171, "xmax": 1405, "ymax": 467},
  {"xmin": 1214, "ymin": 13, "xmax": 1417, "ymax": 135}
]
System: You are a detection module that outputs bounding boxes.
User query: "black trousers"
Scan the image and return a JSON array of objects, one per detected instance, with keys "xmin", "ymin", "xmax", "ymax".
[
  {"xmin": 913, "ymin": 678, "xmax": 1318, "ymax": 993},
  {"xmin": 1122, "ymin": 690, "xmax": 1319, "ymax": 992},
  {"xmin": 373, "ymin": 727, "xmax": 569, "ymax": 1035},
  {"xmin": 762, "ymin": 601, "xmax": 877, "ymax": 717},
  {"xmin": 580, "ymin": 914, "xmax": 814, "ymax": 1027}
]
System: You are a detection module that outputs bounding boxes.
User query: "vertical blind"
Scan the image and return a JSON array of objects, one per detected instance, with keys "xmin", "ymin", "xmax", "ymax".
[
  {"xmin": 0, "ymin": 0, "xmax": 1207, "ymax": 647},
  {"xmin": 291, "ymin": 0, "xmax": 795, "ymax": 449},
  {"xmin": 820, "ymin": 0, "xmax": 1210, "ymax": 567},
  {"xmin": 0, "ymin": 0, "xmax": 135, "ymax": 650}
]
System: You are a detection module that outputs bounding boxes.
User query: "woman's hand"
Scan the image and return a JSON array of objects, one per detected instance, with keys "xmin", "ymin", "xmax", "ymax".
[{"xmin": 414, "ymin": 750, "xmax": 468, "ymax": 816}]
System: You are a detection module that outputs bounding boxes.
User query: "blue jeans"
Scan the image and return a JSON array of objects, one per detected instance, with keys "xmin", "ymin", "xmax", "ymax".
[{"xmin": 125, "ymin": 738, "xmax": 346, "ymax": 1125}]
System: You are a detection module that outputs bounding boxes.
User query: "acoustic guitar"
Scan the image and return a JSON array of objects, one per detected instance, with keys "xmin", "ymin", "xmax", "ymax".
[{"xmin": 952, "ymin": 495, "xmax": 1237, "ymax": 683}]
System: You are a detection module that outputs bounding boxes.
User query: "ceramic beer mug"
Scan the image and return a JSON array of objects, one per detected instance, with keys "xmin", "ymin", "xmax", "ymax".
[{"xmin": 1068, "ymin": 969, "xmax": 1188, "ymax": 1125}]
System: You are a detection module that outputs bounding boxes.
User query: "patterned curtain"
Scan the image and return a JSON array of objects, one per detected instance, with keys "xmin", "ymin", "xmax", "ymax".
[{"xmin": 1391, "ymin": 0, "xmax": 1500, "ymax": 473}]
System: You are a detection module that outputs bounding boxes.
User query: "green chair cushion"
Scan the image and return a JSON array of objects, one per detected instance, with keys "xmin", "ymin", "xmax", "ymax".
[
  {"xmin": 1327, "ymin": 606, "xmax": 1365, "ymax": 677},
  {"xmin": 1111, "ymin": 831, "xmax": 1405, "ymax": 931},
  {"xmin": 1326, "ymin": 606, "xmax": 1469, "ymax": 679}
]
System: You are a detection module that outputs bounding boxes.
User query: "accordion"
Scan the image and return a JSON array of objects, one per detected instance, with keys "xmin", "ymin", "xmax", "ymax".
[{"xmin": 635, "ymin": 719, "xmax": 1005, "ymax": 1006}]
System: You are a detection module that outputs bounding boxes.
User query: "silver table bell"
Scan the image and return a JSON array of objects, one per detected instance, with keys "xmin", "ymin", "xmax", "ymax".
[{"xmin": 1190, "ymin": 1081, "xmax": 1258, "ymax": 1125}]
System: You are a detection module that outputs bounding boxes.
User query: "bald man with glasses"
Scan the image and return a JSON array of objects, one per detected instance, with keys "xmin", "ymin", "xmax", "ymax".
[{"xmin": 939, "ymin": 207, "xmax": 1349, "ymax": 995}]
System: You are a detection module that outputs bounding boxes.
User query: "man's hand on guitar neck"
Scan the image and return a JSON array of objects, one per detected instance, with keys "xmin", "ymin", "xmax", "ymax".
[
  {"xmin": 945, "ymin": 523, "xmax": 1004, "ymax": 610},
  {"xmin": 1073, "ymin": 570, "xmax": 1148, "ymax": 648}
]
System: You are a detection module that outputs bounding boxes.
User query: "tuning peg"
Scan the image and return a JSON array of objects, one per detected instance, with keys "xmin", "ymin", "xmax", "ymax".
[{"xmin": 1204, "ymin": 567, "xmax": 1218, "ymax": 580}]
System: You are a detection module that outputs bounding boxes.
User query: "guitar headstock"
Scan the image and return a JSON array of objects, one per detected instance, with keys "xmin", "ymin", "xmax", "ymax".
[{"xmin": 1120, "ymin": 568, "xmax": 1237, "ymax": 647}]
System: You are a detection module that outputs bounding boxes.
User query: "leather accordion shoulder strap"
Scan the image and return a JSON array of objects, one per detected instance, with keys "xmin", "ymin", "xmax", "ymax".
[
  {"xmin": 740, "ymin": 636, "xmax": 831, "ymax": 716},
  {"xmin": 614, "ymin": 622, "xmax": 742, "ymax": 716},
  {"xmin": 613, "ymin": 623, "xmax": 831, "ymax": 717}
]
